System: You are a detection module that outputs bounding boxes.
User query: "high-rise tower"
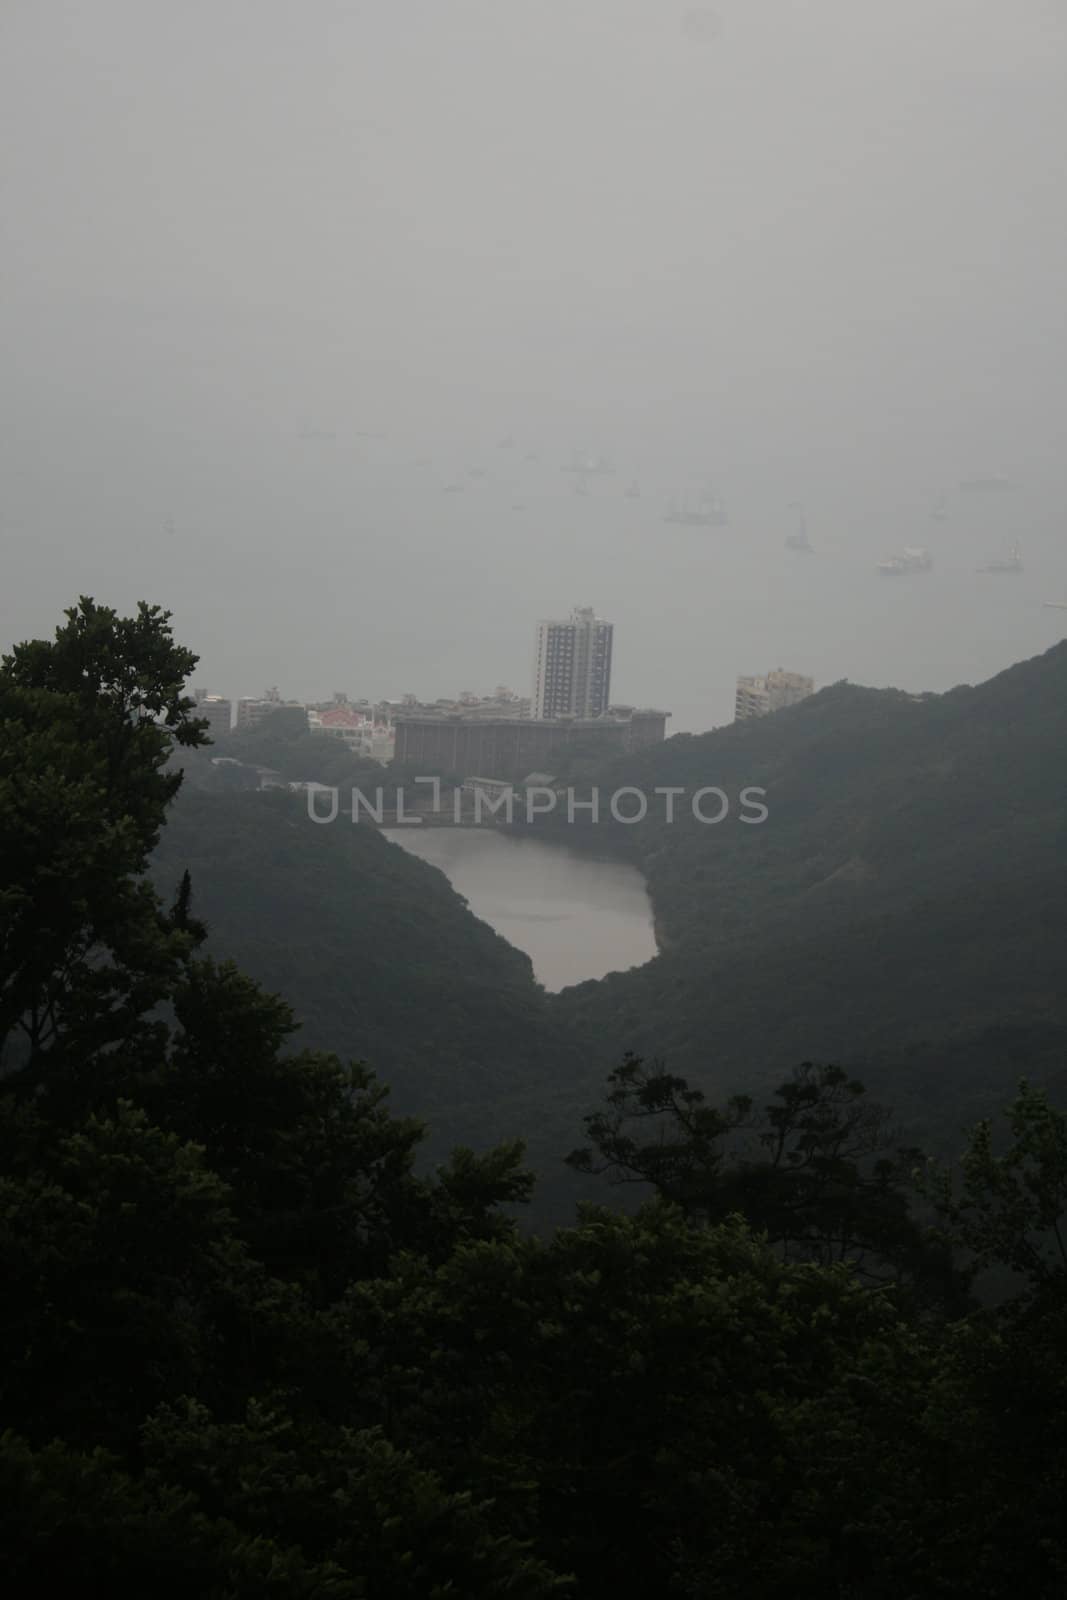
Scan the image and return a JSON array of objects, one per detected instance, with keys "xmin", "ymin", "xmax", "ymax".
[{"xmin": 532, "ymin": 606, "xmax": 614, "ymax": 720}]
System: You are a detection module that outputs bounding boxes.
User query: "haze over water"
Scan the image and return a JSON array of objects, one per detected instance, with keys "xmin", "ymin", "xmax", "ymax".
[{"xmin": 3, "ymin": 2, "xmax": 1066, "ymax": 727}]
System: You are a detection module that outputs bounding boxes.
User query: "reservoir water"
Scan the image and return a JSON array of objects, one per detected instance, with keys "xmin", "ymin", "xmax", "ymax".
[{"xmin": 384, "ymin": 828, "xmax": 657, "ymax": 991}]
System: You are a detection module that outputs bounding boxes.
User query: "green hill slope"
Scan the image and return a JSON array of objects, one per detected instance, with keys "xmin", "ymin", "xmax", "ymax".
[
  {"xmin": 151, "ymin": 789, "xmax": 588, "ymax": 1187},
  {"xmin": 155, "ymin": 645, "xmax": 1067, "ymax": 1212},
  {"xmin": 543, "ymin": 642, "xmax": 1067, "ymax": 1136}
]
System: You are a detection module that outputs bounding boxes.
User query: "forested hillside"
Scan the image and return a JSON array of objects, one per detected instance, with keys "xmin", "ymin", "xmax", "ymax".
[
  {"xmin": 152, "ymin": 787, "xmax": 589, "ymax": 1184},
  {"xmin": 540, "ymin": 643, "xmax": 1067, "ymax": 1141},
  {"xmin": 157, "ymin": 646, "xmax": 1067, "ymax": 1197}
]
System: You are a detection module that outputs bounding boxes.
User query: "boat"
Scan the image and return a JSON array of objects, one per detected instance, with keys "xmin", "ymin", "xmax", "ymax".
[
  {"xmin": 442, "ymin": 482, "xmax": 465, "ymax": 494},
  {"xmin": 497, "ymin": 436, "xmax": 514, "ymax": 449},
  {"xmin": 573, "ymin": 474, "xmax": 590, "ymax": 497},
  {"xmin": 563, "ymin": 450, "xmax": 614, "ymax": 475},
  {"xmin": 664, "ymin": 491, "xmax": 728, "ymax": 528},
  {"xmin": 959, "ymin": 474, "xmax": 1017, "ymax": 493},
  {"xmin": 978, "ymin": 541, "xmax": 1023, "ymax": 574},
  {"xmin": 878, "ymin": 546, "xmax": 933, "ymax": 576},
  {"xmin": 625, "ymin": 480, "xmax": 641, "ymax": 499},
  {"xmin": 785, "ymin": 502, "xmax": 812, "ymax": 552},
  {"xmin": 930, "ymin": 493, "xmax": 948, "ymax": 521}
]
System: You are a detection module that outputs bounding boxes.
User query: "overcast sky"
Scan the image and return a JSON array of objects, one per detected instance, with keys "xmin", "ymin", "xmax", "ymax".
[{"xmin": 3, "ymin": 1, "xmax": 1066, "ymax": 730}]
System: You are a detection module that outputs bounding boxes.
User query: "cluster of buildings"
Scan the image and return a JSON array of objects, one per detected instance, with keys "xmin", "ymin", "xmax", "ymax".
[
  {"xmin": 195, "ymin": 610, "xmax": 815, "ymax": 789},
  {"xmin": 192, "ymin": 687, "xmax": 397, "ymax": 763}
]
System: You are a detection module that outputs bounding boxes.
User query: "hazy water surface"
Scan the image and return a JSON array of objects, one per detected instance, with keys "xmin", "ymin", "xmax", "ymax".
[{"xmin": 384, "ymin": 828, "xmax": 656, "ymax": 991}]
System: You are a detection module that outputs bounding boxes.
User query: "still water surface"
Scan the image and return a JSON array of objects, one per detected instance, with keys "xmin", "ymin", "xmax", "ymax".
[{"xmin": 384, "ymin": 828, "xmax": 656, "ymax": 991}]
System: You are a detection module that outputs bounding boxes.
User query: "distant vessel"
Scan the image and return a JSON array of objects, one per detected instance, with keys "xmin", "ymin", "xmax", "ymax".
[
  {"xmin": 442, "ymin": 482, "xmax": 465, "ymax": 494},
  {"xmin": 959, "ymin": 474, "xmax": 1016, "ymax": 493},
  {"xmin": 563, "ymin": 450, "xmax": 614, "ymax": 475},
  {"xmin": 468, "ymin": 466, "xmax": 486, "ymax": 479},
  {"xmin": 625, "ymin": 480, "xmax": 641, "ymax": 499},
  {"xmin": 664, "ymin": 491, "xmax": 728, "ymax": 528},
  {"xmin": 511, "ymin": 502, "xmax": 525, "ymax": 512},
  {"xmin": 878, "ymin": 546, "xmax": 933, "ymax": 576},
  {"xmin": 497, "ymin": 436, "xmax": 514, "ymax": 449},
  {"xmin": 978, "ymin": 541, "xmax": 1023, "ymax": 574},
  {"xmin": 574, "ymin": 474, "xmax": 590, "ymax": 497},
  {"xmin": 930, "ymin": 493, "xmax": 949, "ymax": 521},
  {"xmin": 785, "ymin": 502, "xmax": 812, "ymax": 552}
]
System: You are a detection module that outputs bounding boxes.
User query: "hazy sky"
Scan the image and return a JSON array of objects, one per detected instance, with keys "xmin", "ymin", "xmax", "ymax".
[{"xmin": 3, "ymin": 1, "xmax": 1066, "ymax": 730}]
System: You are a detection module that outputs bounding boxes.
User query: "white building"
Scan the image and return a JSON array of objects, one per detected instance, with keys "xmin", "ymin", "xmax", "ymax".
[
  {"xmin": 532, "ymin": 606, "xmax": 614, "ymax": 720},
  {"xmin": 308, "ymin": 704, "xmax": 395, "ymax": 764},
  {"xmin": 734, "ymin": 669, "xmax": 815, "ymax": 722},
  {"xmin": 194, "ymin": 693, "xmax": 232, "ymax": 737}
]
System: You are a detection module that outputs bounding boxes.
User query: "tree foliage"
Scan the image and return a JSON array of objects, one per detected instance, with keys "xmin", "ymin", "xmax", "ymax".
[{"xmin": 568, "ymin": 1054, "xmax": 968, "ymax": 1309}]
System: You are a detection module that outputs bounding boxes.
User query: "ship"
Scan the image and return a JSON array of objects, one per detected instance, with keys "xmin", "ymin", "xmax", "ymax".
[
  {"xmin": 664, "ymin": 491, "xmax": 728, "ymax": 528},
  {"xmin": 625, "ymin": 480, "xmax": 641, "ymax": 499},
  {"xmin": 959, "ymin": 473, "xmax": 1017, "ymax": 493},
  {"xmin": 785, "ymin": 503, "xmax": 812, "ymax": 552},
  {"xmin": 563, "ymin": 450, "xmax": 614, "ymax": 475},
  {"xmin": 878, "ymin": 546, "xmax": 933, "ymax": 576},
  {"xmin": 978, "ymin": 541, "xmax": 1023, "ymax": 574},
  {"xmin": 930, "ymin": 493, "xmax": 948, "ymax": 521},
  {"xmin": 442, "ymin": 482, "xmax": 465, "ymax": 494}
]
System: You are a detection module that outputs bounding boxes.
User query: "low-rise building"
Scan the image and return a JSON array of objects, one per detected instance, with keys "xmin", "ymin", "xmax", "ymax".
[
  {"xmin": 734, "ymin": 669, "xmax": 815, "ymax": 722},
  {"xmin": 308, "ymin": 704, "xmax": 395, "ymax": 763},
  {"xmin": 394, "ymin": 707, "xmax": 669, "ymax": 781},
  {"xmin": 236, "ymin": 691, "xmax": 309, "ymax": 733}
]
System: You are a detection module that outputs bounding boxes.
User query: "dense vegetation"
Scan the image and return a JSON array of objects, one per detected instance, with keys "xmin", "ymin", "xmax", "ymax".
[
  {"xmin": 537, "ymin": 647, "xmax": 1067, "ymax": 1144},
  {"xmin": 150, "ymin": 784, "xmax": 588, "ymax": 1191},
  {"xmin": 3, "ymin": 600, "xmax": 1066, "ymax": 1594}
]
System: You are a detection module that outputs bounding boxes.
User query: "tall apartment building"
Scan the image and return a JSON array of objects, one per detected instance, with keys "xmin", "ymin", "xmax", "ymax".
[
  {"xmin": 532, "ymin": 606, "xmax": 614, "ymax": 720},
  {"xmin": 734, "ymin": 669, "xmax": 815, "ymax": 722}
]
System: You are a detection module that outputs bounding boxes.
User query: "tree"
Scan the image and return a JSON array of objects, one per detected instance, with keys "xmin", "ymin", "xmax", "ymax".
[
  {"xmin": 925, "ymin": 1080, "xmax": 1067, "ymax": 1290},
  {"xmin": 568, "ymin": 1056, "xmax": 968, "ymax": 1308},
  {"xmin": 0, "ymin": 598, "xmax": 207, "ymax": 1086}
]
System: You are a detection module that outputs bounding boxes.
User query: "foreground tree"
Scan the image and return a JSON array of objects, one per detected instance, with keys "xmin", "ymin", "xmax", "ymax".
[
  {"xmin": 568, "ymin": 1054, "xmax": 968, "ymax": 1309},
  {"xmin": 0, "ymin": 598, "xmax": 207, "ymax": 1086},
  {"xmin": 0, "ymin": 600, "xmax": 565, "ymax": 1595}
]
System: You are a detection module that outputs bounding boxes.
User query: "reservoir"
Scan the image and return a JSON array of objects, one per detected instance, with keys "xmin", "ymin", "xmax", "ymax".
[{"xmin": 384, "ymin": 828, "xmax": 657, "ymax": 991}]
